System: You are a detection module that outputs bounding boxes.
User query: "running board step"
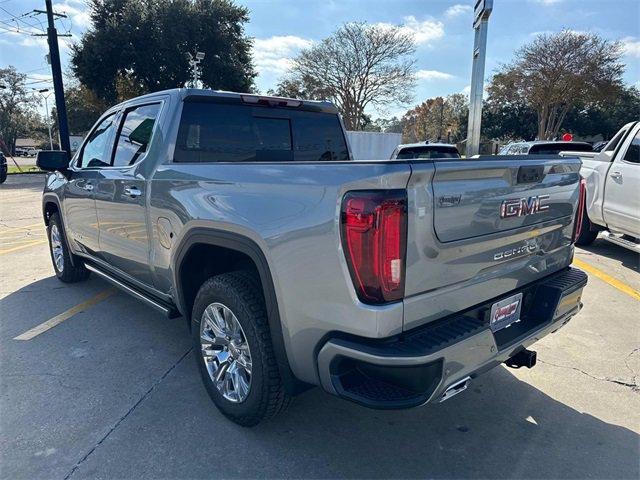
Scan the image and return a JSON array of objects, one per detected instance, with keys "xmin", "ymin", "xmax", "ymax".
[
  {"xmin": 85, "ymin": 263, "xmax": 180, "ymax": 318},
  {"xmin": 601, "ymin": 231, "xmax": 640, "ymax": 253}
]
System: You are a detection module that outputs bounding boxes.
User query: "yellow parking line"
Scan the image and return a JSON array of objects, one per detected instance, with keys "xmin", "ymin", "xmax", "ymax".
[
  {"xmin": 573, "ymin": 258, "xmax": 640, "ymax": 301},
  {"xmin": 0, "ymin": 239, "xmax": 47, "ymax": 255},
  {"xmin": 0, "ymin": 223, "xmax": 43, "ymax": 234},
  {"xmin": 13, "ymin": 288, "xmax": 117, "ymax": 341}
]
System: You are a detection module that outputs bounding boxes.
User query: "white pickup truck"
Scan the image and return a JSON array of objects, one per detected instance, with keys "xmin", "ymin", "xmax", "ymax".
[{"xmin": 561, "ymin": 121, "xmax": 640, "ymax": 251}]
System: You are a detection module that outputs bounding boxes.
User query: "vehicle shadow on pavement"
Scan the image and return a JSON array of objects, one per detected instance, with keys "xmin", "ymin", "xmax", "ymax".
[
  {"xmin": 0, "ymin": 174, "xmax": 46, "ymax": 192},
  {"xmin": 1, "ymin": 276, "xmax": 637, "ymax": 479},
  {"xmin": 579, "ymin": 238, "xmax": 639, "ymax": 273}
]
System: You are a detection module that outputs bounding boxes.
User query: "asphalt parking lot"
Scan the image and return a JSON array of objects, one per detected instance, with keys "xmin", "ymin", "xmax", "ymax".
[{"xmin": 1, "ymin": 174, "xmax": 638, "ymax": 480}]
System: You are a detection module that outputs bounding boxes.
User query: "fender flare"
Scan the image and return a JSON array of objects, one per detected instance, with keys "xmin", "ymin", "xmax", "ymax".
[
  {"xmin": 172, "ymin": 227, "xmax": 306, "ymax": 394},
  {"xmin": 42, "ymin": 193, "xmax": 79, "ymax": 266}
]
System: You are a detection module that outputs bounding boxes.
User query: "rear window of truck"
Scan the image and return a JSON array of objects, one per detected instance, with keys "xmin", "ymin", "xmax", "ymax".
[
  {"xmin": 174, "ymin": 102, "xmax": 349, "ymax": 163},
  {"xmin": 395, "ymin": 146, "xmax": 460, "ymax": 159},
  {"xmin": 528, "ymin": 142, "xmax": 593, "ymax": 155}
]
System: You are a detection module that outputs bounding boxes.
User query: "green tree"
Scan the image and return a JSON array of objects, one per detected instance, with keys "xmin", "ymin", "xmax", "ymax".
[
  {"xmin": 279, "ymin": 22, "xmax": 416, "ymax": 130},
  {"xmin": 563, "ymin": 86, "xmax": 640, "ymax": 139},
  {"xmin": 490, "ymin": 30, "xmax": 624, "ymax": 140},
  {"xmin": 72, "ymin": 0, "xmax": 256, "ymax": 103},
  {"xmin": 481, "ymin": 87, "xmax": 537, "ymax": 142},
  {"xmin": 50, "ymin": 82, "xmax": 109, "ymax": 135},
  {"xmin": 401, "ymin": 94, "xmax": 468, "ymax": 143},
  {"xmin": 0, "ymin": 67, "xmax": 40, "ymax": 154}
]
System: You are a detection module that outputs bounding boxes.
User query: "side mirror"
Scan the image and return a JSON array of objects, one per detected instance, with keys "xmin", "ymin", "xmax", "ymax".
[{"xmin": 37, "ymin": 150, "xmax": 70, "ymax": 172}]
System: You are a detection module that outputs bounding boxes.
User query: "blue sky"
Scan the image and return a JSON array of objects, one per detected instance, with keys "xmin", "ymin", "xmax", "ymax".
[{"xmin": 1, "ymin": 0, "xmax": 639, "ymax": 117}]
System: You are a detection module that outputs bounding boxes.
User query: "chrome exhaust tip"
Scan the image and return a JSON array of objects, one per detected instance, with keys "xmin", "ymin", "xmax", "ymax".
[{"xmin": 439, "ymin": 376, "xmax": 471, "ymax": 403}]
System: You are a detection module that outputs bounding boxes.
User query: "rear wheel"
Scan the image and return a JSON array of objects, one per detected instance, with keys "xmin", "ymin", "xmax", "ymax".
[
  {"xmin": 192, "ymin": 271, "xmax": 290, "ymax": 426},
  {"xmin": 47, "ymin": 212, "xmax": 90, "ymax": 282},
  {"xmin": 576, "ymin": 213, "xmax": 598, "ymax": 246}
]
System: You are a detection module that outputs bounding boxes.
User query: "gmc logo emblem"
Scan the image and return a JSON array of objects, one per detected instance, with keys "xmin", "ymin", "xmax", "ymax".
[{"xmin": 500, "ymin": 195, "xmax": 550, "ymax": 218}]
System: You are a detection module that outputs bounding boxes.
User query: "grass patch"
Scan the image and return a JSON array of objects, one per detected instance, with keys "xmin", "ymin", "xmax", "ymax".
[{"xmin": 7, "ymin": 165, "xmax": 44, "ymax": 174}]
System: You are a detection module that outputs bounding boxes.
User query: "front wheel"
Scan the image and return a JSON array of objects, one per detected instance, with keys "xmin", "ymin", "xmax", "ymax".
[
  {"xmin": 47, "ymin": 213, "xmax": 90, "ymax": 283},
  {"xmin": 192, "ymin": 271, "xmax": 290, "ymax": 426}
]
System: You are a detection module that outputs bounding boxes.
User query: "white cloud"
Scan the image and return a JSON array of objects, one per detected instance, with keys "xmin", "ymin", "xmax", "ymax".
[
  {"xmin": 621, "ymin": 37, "xmax": 640, "ymax": 58},
  {"xmin": 416, "ymin": 70, "xmax": 454, "ymax": 81},
  {"xmin": 532, "ymin": 0, "xmax": 564, "ymax": 5},
  {"xmin": 445, "ymin": 4, "xmax": 472, "ymax": 18},
  {"xmin": 376, "ymin": 16, "xmax": 444, "ymax": 46},
  {"xmin": 461, "ymin": 85, "xmax": 471, "ymax": 96},
  {"xmin": 252, "ymin": 35, "xmax": 313, "ymax": 75},
  {"xmin": 58, "ymin": 0, "xmax": 92, "ymax": 29}
]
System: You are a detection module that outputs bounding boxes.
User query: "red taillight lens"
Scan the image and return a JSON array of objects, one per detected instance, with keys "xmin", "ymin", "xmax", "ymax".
[
  {"xmin": 341, "ymin": 190, "xmax": 407, "ymax": 304},
  {"xmin": 572, "ymin": 177, "xmax": 587, "ymax": 243}
]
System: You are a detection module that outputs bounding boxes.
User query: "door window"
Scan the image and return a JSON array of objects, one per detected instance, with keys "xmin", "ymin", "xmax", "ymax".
[
  {"xmin": 623, "ymin": 131, "xmax": 640, "ymax": 164},
  {"xmin": 112, "ymin": 103, "xmax": 161, "ymax": 167},
  {"xmin": 78, "ymin": 113, "xmax": 117, "ymax": 168}
]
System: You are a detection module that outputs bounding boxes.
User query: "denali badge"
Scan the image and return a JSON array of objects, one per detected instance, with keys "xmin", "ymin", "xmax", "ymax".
[
  {"xmin": 500, "ymin": 195, "xmax": 550, "ymax": 218},
  {"xmin": 493, "ymin": 244, "xmax": 537, "ymax": 261}
]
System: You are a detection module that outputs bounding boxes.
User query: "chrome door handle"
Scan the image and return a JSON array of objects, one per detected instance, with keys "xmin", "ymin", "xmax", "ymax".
[
  {"xmin": 124, "ymin": 186, "xmax": 142, "ymax": 198},
  {"xmin": 610, "ymin": 171, "xmax": 622, "ymax": 180}
]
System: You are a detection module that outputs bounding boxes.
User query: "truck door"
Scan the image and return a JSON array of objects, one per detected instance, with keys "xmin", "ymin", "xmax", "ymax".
[
  {"xmin": 64, "ymin": 112, "xmax": 118, "ymax": 255},
  {"xmin": 94, "ymin": 102, "xmax": 162, "ymax": 286},
  {"xmin": 603, "ymin": 124, "xmax": 640, "ymax": 237}
]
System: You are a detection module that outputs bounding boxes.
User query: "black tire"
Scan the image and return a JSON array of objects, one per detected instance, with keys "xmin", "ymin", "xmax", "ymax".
[
  {"xmin": 47, "ymin": 212, "xmax": 90, "ymax": 283},
  {"xmin": 0, "ymin": 169, "xmax": 6, "ymax": 184},
  {"xmin": 576, "ymin": 212, "xmax": 598, "ymax": 246},
  {"xmin": 192, "ymin": 271, "xmax": 290, "ymax": 426}
]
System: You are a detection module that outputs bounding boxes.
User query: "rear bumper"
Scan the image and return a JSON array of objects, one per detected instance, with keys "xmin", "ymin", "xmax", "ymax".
[{"xmin": 316, "ymin": 267, "xmax": 587, "ymax": 409}]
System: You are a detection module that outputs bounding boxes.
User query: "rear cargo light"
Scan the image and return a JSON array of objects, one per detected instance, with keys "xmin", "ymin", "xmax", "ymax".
[
  {"xmin": 340, "ymin": 190, "xmax": 407, "ymax": 304},
  {"xmin": 572, "ymin": 177, "xmax": 587, "ymax": 243}
]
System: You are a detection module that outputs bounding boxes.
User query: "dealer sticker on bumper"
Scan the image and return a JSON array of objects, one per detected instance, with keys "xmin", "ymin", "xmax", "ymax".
[{"xmin": 489, "ymin": 292, "xmax": 523, "ymax": 332}]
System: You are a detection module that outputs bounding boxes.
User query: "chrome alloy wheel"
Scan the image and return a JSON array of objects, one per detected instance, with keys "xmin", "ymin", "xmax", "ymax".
[
  {"xmin": 200, "ymin": 302, "xmax": 252, "ymax": 403},
  {"xmin": 50, "ymin": 224, "xmax": 64, "ymax": 272}
]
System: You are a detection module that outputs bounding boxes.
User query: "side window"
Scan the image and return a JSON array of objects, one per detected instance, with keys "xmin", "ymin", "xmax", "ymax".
[
  {"xmin": 623, "ymin": 131, "xmax": 640, "ymax": 164},
  {"xmin": 175, "ymin": 103, "xmax": 292, "ymax": 162},
  {"xmin": 78, "ymin": 113, "xmax": 117, "ymax": 168},
  {"xmin": 112, "ymin": 103, "xmax": 161, "ymax": 167}
]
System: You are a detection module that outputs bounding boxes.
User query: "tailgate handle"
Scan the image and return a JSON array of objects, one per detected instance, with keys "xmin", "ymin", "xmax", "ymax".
[{"xmin": 517, "ymin": 165, "xmax": 545, "ymax": 184}]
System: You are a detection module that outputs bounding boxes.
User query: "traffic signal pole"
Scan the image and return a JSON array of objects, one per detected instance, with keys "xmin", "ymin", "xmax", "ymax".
[{"xmin": 45, "ymin": 0, "xmax": 70, "ymax": 154}]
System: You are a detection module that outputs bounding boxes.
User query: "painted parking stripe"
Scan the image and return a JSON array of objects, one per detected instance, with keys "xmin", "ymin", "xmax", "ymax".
[
  {"xmin": 573, "ymin": 258, "xmax": 640, "ymax": 301},
  {"xmin": 0, "ymin": 239, "xmax": 47, "ymax": 255},
  {"xmin": 0, "ymin": 223, "xmax": 44, "ymax": 234},
  {"xmin": 13, "ymin": 288, "xmax": 117, "ymax": 341}
]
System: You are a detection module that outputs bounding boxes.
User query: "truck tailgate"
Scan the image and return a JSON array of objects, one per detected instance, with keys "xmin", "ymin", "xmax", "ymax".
[{"xmin": 403, "ymin": 155, "xmax": 582, "ymax": 331}]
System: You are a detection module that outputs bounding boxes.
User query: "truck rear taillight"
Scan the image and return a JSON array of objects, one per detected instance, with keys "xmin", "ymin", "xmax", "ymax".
[
  {"xmin": 341, "ymin": 190, "xmax": 407, "ymax": 304},
  {"xmin": 572, "ymin": 177, "xmax": 587, "ymax": 243}
]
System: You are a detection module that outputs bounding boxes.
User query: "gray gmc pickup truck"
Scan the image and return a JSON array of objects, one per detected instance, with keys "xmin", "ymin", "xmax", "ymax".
[{"xmin": 37, "ymin": 89, "xmax": 587, "ymax": 426}]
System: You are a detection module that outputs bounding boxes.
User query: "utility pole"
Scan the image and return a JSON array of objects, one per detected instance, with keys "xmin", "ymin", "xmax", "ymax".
[
  {"xmin": 43, "ymin": 0, "xmax": 70, "ymax": 154},
  {"xmin": 466, "ymin": 0, "xmax": 493, "ymax": 157}
]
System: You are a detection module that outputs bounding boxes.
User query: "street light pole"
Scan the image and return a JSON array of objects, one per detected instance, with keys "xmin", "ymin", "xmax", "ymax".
[
  {"xmin": 33, "ymin": 88, "xmax": 54, "ymax": 149},
  {"xmin": 466, "ymin": 0, "xmax": 493, "ymax": 157},
  {"xmin": 43, "ymin": 95, "xmax": 53, "ymax": 149}
]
